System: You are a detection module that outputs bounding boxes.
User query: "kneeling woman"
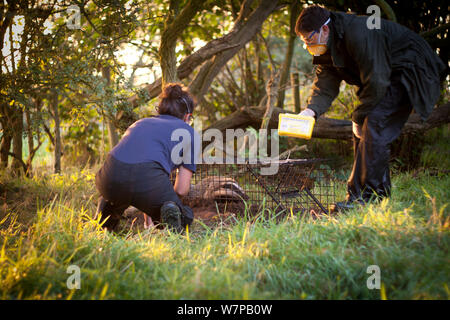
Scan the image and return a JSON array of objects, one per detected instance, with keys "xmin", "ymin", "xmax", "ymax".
[{"xmin": 95, "ymin": 83, "xmax": 200, "ymax": 232}]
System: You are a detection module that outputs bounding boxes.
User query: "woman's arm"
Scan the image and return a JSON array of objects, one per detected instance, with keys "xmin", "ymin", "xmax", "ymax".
[{"xmin": 174, "ymin": 166, "xmax": 193, "ymax": 197}]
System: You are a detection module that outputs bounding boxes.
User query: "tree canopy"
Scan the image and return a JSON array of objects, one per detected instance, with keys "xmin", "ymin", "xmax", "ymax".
[{"xmin": 0, "ymin": 0, "xmax": 448, "ymax": 175}]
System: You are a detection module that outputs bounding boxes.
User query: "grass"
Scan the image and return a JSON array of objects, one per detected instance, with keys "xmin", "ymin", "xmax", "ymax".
[
  {"xmin": 420, "ymin": 126, "xmax": 450, "ymax": 170},
  {"xmin": 0, "ymin": 164, "xmax": 448, "ymax": 300},
  {"xmin": 0, "ymin": 126, "xmax": 448, "ymax": 300}
]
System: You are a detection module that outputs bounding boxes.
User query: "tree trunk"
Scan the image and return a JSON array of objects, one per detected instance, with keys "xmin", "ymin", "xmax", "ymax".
[
  {"xmin": 0, "ymin": 103, "xmax": 12, "ymax": 168},
  {"xmin": 0, "ymin": 129, "xmax": 12, "ymax": 168},
  {"xmin": 11, "ymin": 108, "xmax": 23, "ymax": 175},
  {"xmin": 276, "ymin": 0, "xmax": 301, "ymax": 110},
  {"xmin": 261, "ymin": 72, "xmax": 280, "ymax": 130},
  {"xmin": 107, "ymin": 119, "xmax": 119, "ymax": 149},
  {"xmin": 242, "ymin": 46, "xmax": 258, "ymax": 106},
  {"xmin": 25, "ymin": 109, "xmax": 34, "ymax": 173},
  {"xmin": 291, "ymin": 72, "xmax": 300, "ymax": 113},
  {"xmin": 51, "ymin": 93, "xmax": 62, "ymax": 174},
  {"xmin": 101, "ymin": 66, "xmax": 119, "ymax": 148},
  {"xmin": 254, "ymin": 36, "xmax": 265, "ymax": 103},
  {"xmin": 160, "ymin": 0, "xmax": 180, "ymax": 85},
  {"xmin": 159, "ymin": 0, "xmax": 204, "ymax": 86}
]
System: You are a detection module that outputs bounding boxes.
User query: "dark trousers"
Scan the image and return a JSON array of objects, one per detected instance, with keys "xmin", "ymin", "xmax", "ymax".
[
  {"xmin": 95, "ymin": 154, "xmax": 193, "ymax": 230},
  {"xmin": 347, "ymin": 73, "xmax": 412, "ymax": 202}
]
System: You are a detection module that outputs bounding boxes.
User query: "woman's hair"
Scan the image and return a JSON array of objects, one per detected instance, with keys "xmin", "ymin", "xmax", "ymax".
[
  {"xmin": 157, "ymin": 83, "xmax": 196, "ymax": 119},
  {"xmin": 295, "ymin": 5, "xmax": 330, "ymax": 35}
]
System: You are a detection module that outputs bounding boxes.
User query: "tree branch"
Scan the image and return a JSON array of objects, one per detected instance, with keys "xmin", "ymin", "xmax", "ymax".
[
  {"xmin": 127, "ymin": 0, "xmax": 280, "ymax": 108},
  {"xmin": 8, "ymin": 151, "xmax": 27, "ymax": 174},
  {"xmin": 374, "ymin": 0, "xmax": 397, "ymax": 22},
  {"xmin": 420, "ymin": 22, "xmax": 450, "ymax": 39},
  {"xmin": 206, "ymin": 103, "xmax": 450, "ymax": 140},
  {"xmin": 189, "ymin": 0, "xmax": 281, "ymax": 104}
]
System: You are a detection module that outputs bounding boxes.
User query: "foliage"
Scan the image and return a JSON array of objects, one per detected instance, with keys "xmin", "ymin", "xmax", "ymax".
[
  {"xmin": 60, "ymin": 107, "xmax": 102, "ymax": 167},
  {"xmin": 1, "ymin": 0, "xmax": 448, "ymax": 174}
]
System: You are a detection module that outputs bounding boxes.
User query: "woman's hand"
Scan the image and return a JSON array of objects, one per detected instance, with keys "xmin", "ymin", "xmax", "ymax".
[
  {"xmin": 174, "ymin": 166, "xmax": 193, "ymax": 197},
  {"xmin": 143, "ymin": 214, "xmax": 154, "ymax": 229}
]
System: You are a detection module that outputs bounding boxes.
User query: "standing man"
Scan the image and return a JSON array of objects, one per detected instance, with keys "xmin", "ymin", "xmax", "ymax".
[{"xmin": 295, "ymin": 5, "xmax": 445, "ymax": 211}]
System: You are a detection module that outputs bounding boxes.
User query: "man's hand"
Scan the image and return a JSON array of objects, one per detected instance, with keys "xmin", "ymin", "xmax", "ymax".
[
  {"xmin": 352, "ymin": 121, "xmax": 362, "ymax": 139},
  {"xmin": 299, "ymin": 108, "xmax": 316, "ymax": 118}
]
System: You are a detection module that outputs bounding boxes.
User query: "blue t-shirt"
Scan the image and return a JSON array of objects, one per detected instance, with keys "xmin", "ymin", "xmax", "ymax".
[{"xmin": 110, "ymin": 115, "xmax": 200, "ymax": 174}]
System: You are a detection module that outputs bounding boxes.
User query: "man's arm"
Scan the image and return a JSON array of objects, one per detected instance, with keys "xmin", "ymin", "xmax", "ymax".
[
  {"xmin": 306, "ymin": 65, "xmax": 342, "ymax": 118},
  {"xmin": 344, "ymin": 26, "xmax": 391, "ymax": 125}
]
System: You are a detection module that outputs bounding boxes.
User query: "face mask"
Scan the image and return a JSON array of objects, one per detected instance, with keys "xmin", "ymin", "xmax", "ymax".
[{"xmin": 305, "ymin": 18, "xmax": 330, "ymax": 56}]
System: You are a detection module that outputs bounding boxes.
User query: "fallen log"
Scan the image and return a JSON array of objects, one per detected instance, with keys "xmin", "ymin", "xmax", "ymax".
[{"xmin": 206, "ymin": 102, "xmax": 450, "ymax": 140}]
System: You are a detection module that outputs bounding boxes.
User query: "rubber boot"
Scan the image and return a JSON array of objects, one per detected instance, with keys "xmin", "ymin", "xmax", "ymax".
[{"xmin": 160, "ymin": 201, "xmax": 183, "ymax": 233}]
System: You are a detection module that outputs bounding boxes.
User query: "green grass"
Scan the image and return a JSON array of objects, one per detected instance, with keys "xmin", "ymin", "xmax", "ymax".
[
  {"xmin": 420, "ymin": 126, "xmax": 450, "ymax": 170},
  {"xmin": 0, "ymin": 166, "xmax": 448, "ymax": 300}
]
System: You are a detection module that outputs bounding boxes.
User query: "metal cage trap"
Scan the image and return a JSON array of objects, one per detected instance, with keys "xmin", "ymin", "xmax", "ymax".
[{"xmin": 171, "ymin": 159, "xmax": 336, "ymax": 217}]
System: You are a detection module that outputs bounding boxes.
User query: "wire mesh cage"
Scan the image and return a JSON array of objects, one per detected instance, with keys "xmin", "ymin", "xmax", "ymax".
[{"xmin": 171, "ymin": 159, "xmax": 336, "ymax": 217}]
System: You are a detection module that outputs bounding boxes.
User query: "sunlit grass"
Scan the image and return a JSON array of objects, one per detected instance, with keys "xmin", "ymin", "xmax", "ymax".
[{"xmin": 0, "ymin": 164, "xmax": 448, "ymax": 300}]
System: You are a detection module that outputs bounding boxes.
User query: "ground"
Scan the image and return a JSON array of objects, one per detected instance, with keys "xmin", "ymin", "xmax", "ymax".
[
  {"xmin": 0, "ymin": 127, "xmax": 448, "ymax": 299},
  {"xmin": 0, "ymin": 165, "xmax": 448, "ymax": 299}
]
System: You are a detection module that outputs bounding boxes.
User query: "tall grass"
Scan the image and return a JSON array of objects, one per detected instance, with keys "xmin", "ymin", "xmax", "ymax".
[{"xmin": 0, "ymin": 166, "xmax": 448, "ymax": 300}]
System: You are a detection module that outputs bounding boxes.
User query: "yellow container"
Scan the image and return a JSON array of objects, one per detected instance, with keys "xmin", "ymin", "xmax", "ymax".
[{"xmin": 278, "ymin": 113, "xmax": 315, "ymax": 139}]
